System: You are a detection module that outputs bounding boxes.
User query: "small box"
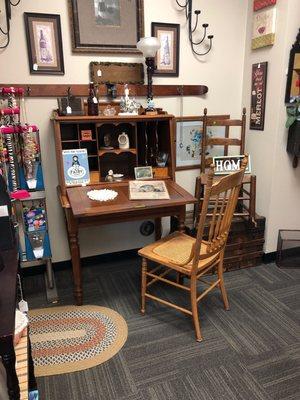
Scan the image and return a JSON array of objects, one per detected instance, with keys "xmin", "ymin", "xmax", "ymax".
[
  {"xmin": 276, "ymin": 230, "xmax": 300, "ymax": 268},
  {"xmin": 81, "ymin": 130, "xmax": 93, "ymax": 141}
]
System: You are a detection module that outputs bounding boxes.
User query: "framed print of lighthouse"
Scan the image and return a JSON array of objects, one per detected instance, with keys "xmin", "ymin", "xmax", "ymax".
[
  {"xmin": 152, "ymin": 22, "xmax": 180, "ymax": 76},
  {"xmin": 24, "ymin": 13, "xmax": 64, "ymax": 75}
]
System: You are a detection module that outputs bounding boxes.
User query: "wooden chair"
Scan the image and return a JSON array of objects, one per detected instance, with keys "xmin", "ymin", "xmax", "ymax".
[
  {"xmin": 138, "ymin": 155, "xmax": 249, "ymax": 342},
  {"xmin": 199, "ymin": 108, "xmax": 256, "ymax": 223}
]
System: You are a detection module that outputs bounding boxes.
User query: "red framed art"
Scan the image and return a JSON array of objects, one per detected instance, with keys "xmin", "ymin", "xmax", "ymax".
[{"xmin": 253, "ymin": 0, "xmax": 276, "ymax": 11}]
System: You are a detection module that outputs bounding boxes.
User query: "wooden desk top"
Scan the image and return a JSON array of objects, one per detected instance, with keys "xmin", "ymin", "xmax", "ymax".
[{"xmin": 66, "ymin": 181, "xmax": 196, "ymax": 218}]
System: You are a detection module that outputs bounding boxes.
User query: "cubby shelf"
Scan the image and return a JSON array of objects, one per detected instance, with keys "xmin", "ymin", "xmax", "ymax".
[
  {"xmin": 98, "ymin": 148, "xmax": 137, "ymax": 156},
  {"xmin": 53, "ymin": 113, "xmax": 175, "ymax": 195}
]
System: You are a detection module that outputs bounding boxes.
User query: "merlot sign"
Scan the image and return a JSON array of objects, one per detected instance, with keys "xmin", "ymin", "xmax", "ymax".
[
  {"xmin": 250, "ymin": 62, "xmax": 268, "ymax": 130},
  {"xmin": 213, "ymin": 155, "xmax": 251, "ymax": 175}
]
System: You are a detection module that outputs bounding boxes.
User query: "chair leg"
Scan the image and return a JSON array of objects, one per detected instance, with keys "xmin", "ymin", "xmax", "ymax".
[
  {"xmin": 141, "ymin": 257, "xmax": 147, "ymax": 315},
  {"xmin": 217, "ymin": 257, "xmax": 230, "ymax": 311},
  {"xmin": 190, "ymin": 276, "xmax": 202, "ymax": 342}
]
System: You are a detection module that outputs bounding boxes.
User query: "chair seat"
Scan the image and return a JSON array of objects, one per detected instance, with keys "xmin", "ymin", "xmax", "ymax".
[{"xmin": 138, "ymin": 232, "xmax": 219, "ymax": 275}]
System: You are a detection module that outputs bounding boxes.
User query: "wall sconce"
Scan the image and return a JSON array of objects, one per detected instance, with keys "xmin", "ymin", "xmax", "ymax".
[
  {"xmin": 136, "ymin": 37, "xmax": 161, "ymax": 111},
  {"xmin": 175, "ymin": 0, "xmax": 213, "ymax": 56}
]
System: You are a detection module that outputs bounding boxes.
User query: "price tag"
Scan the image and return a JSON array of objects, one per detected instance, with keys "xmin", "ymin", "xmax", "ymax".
[
  {"xmin": 18, "ymin": 300, "xmax": 29, "ymax": 313},
  {"xmin": 66, "ymin": 106, "xmax": 72, "ymax": 114},
  {"xmin": 33, "ymin": 63, "xmax": 38, "ymax": 71},
  {"xmin": 0, "ymin": 205, "xmax": 8, "ymax": 217},
  {"xmin": 93, "ymin": 97, "xmax": 98, "ymax": 104}
]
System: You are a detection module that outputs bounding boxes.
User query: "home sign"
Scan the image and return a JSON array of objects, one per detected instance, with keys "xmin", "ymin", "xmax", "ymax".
[{"xmin": 213, "ymin": 155, "xmax": 251, "ymax": 175}]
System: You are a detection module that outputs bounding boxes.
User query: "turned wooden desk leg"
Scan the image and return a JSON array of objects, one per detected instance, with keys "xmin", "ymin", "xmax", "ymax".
[
  {"xmin": 1, "ymin": 337, "xmax": 20, "ymax": 400},
  {"xmin": 65, "ymin": 208, "xmax": 82, "ymax": 306},
  {"xmin": 178, "ymin": 207, "xmax": 186, "ymax": 233},
  {"xmin": 177, "ymin": 207, "xmax": 186, "ymax": 284},
  {"xmin": 155, "ymin": 218, "xmax": 162, "ymax": 240}
]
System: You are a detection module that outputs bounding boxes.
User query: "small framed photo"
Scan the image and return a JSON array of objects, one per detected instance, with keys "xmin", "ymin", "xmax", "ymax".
[
  {"xmin": 24, "ymin": 13, "xmax": 64, "ymax": 75},
  {"xmin": 134, "ymin": 166, "xmax": 153, "ymax": 180},
  {"xmin": 151, "ymin": 22, "xmax": 180, "ymax": 77}
]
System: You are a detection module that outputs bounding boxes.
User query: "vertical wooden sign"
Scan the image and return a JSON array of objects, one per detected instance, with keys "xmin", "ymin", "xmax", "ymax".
[{"xmin": 250, "ymin": 62, "xmax": 268, "ymax": 131}]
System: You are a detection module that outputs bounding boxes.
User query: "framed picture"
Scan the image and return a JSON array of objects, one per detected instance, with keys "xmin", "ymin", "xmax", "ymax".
[
  {"xmin": 134, "ymin": 166, "xmax": 153, "ymax": 180},
  {"xmin": 129, "ymin": 180, "xmax": 170, "ymax": 200},
  {"xmin": 285, "ymin": 31, "xmax": 300, "ymax": 103},
  {"xmin": 175, "ymin": 116, "xmax": 228, "ymax": 170},
  {"xmin": 69, "ymin": 0, "xmax": 144, "ymax": 54},
  {"xmin": 24, "ymin": 13, "xmax": 64, "ymax": 75},
  {"xmin": 151, "ymin": 22, "xmax": 180, "ymax": 76},
  {"xmin": 250, "ymin": 62, "xmax": 268, "ymax": 130},
  {"xmin": 252, "ymin": 7, "xmax": 276, "ymax": 49}
]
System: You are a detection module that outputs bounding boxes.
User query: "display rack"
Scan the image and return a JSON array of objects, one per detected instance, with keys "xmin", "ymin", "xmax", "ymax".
[{"xmin": 0, "ymin": 87, "xmax": 57, "ymax": 304}]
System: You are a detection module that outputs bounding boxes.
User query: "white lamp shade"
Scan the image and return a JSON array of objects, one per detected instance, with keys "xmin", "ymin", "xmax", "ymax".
[{"xmin": 137, "ymin": 37, "xmax": 161, "ymax": 58}]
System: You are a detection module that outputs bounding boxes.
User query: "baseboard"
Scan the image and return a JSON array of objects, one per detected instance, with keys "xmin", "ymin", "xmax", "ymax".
[
  {"xmin": 263, "ymin": 251, "xmax": 276, "ymax": 264},
  {"xmin": 21, "ymin": 248, "xmax": 140, "ymax": 276}
]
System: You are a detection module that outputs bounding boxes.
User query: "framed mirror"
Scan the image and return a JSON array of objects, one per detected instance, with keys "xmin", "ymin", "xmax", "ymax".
[{"xmin": 285, "ymin": 29, "xmax": 300, "ymax": 103}]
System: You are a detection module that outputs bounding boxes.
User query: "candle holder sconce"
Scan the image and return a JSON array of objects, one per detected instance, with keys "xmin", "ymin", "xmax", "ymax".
[{"xmin": 175, "ymin": 0, "xmax": 213, "ymax": 56}]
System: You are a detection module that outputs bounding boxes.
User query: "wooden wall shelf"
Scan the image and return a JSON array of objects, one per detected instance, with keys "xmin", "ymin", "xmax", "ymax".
[{"xmin": 0, "ymin": 84, "xmax": 208, "ymax": 98}]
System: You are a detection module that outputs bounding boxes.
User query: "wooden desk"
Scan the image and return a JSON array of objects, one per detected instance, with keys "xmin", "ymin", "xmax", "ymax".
[{"xmin": 60, "ymin": 180, "xmax": 196, "ymax": 305}]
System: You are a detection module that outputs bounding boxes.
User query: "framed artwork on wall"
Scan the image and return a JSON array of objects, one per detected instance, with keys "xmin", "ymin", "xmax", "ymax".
[
  {"xmin": 24, "ymin": 13, "xmax": 64, "ymax": 75},
  {"xmin": 175, "ymin": 117, "xmax": 227, "ymax": 170},
  {"xmin": 250, "ymin": 62, "xmax": 268, "ymax": 130},
  {"xmin": 69, "ymin": 0, "xmax": 144, "ymax": 54},
  {"xmin": 252, "ymin": 7, "xmax": 276, "ymax": 49},
  {"xmin": 151, "ymin": 22, "xmax": 180, "ymax": 76},
  {"xmin": 253, "ymin": 0, "xmax": 277, "ymax": 11},
  {"xmin": 285, "ymin": 29, "xmax": 300, "ymax": 103}
]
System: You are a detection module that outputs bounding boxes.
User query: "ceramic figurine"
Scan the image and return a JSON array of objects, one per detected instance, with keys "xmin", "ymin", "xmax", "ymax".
[
  {"xmin": 119, "ymin": 84, "xmax": 140, "ymax": 115},
  {"xmin": 118, "ymin": 132, "xmax": 129, "ymax": 149},
  {"xmin": 105, "ymin": 169, "xmax": 114, "ymax": 182}
]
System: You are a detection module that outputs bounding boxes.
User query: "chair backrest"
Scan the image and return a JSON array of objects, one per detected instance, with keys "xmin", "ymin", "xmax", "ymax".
[
  {"xmin": 191, "ymin": 155, "xmax": 249, "ymax": 273},
  {"xmin": 201, "ymin": 108, "xmax": 246, "ymax": 172}
]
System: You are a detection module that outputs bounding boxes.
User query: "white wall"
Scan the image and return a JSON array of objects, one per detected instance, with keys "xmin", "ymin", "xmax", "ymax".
[
  {"xmin": 0, "ymin": 0, "xmax": 248, "ymax": 261},
  {"xmin": 242, "ymin": 0, "xmax": 300, "ymax": 253}
]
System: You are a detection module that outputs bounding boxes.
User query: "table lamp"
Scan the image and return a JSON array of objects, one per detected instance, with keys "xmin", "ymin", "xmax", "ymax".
[{"xmin": 137, "ymin": 37, "xmax": 161, "ymax": 112}]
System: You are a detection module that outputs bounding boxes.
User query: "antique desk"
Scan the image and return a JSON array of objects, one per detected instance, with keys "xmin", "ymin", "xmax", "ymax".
[{"xmin": 58, "ymin": 180, "xmax": 196, "ymax": 305}]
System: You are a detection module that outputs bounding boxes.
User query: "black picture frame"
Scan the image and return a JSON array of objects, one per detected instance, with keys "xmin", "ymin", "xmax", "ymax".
[
  {"xmin": 69, "ymin": 0, "xmax": 144, "ymax": 54},
  {"xmin": 285, "ymin": 29, "xmax": 300, "ymax": 104},
  {"xmin": 151, "ymin": 22, "xmax": 180, "ymax": 77},
  {"xmin": 24, "ymin": 13, "xmax": 64, "ymax": 75}
]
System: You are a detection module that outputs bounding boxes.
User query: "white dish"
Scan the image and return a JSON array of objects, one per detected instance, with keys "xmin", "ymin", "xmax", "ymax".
[{"xmin": 113, "ymin": 174, "xmax": 124, "ymax": 179}]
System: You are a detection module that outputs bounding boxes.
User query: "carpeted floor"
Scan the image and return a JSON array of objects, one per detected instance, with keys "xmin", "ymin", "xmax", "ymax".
[{"xmin": 23, "ymin": 258, "xmax": 300, "ymax": 400}]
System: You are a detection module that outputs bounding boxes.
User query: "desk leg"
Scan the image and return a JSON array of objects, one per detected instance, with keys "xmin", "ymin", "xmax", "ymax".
[
  {"xmin": 1, "ymin": 337, "xmax": 20, "ymax": 400},
  {"xmin": 178, "ymin": 207, "xmax": 186, "ymax": 233},
  {"xmin": 155, "ymin": 218, "xmax": 162, "ymax": 240},
  {"xmin": 65, "ymin": 208, "xmax": 82, "ymax": 306}
]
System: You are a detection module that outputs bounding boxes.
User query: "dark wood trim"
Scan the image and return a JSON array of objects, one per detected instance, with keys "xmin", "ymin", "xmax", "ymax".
[
  {"xmin": 262, "ymin": 251, "xmax": 276, "ymax": 264},
  {"xmin": 0, "ymin": 84, "xmax": 208, "ymax": 98},
  {"xmin": 21, "ymin": 248, "xmax": 140, "ymax": 276}
]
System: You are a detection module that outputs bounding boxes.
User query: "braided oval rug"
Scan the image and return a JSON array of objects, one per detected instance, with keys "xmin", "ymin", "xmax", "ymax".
[{"xmin": 29, "ymin": 305, "xmax": 128, "ymax": 377}]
